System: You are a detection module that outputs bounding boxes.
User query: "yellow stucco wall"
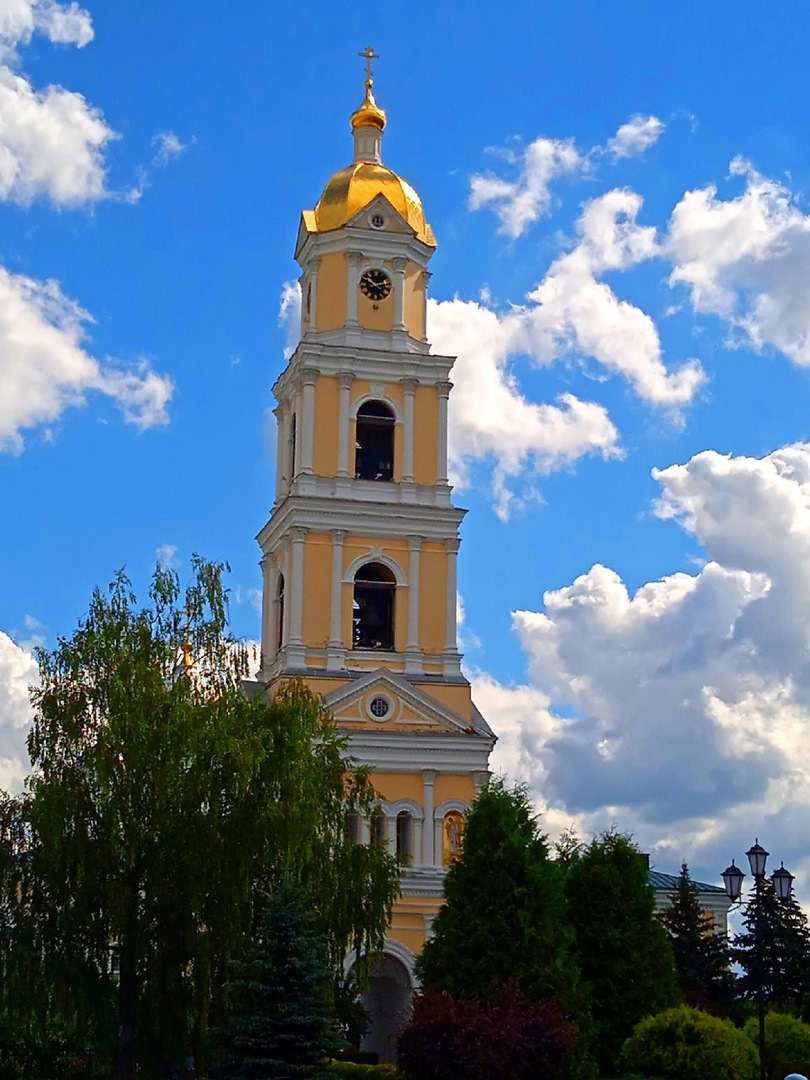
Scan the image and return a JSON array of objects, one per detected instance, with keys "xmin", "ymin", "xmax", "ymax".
[
  {"xmin": 434, "ymin": 773, "xmax": 476, "ymax": 807},
  {"xmin": 312, "ymin": 376, "xmax": 338, "ymax": 477},
  {"xmin": 404, "ymin": 262, "xmax": 426, "ymax": 341},
  {"xmin": 413, "ymin": 385, "xmax": 439, "ymax": 486},
  {"xmin": 418, "ymin": 543, "xmax": 447, "ymax": 655},
  {"xmin": 413, "ymin": 680, "xmax": 472, "ymax": 721},
  {"xmin": 315, "ymin": 252, "xmax": 347, "ymax": 332},
  {"xmin": 301, "ymin": 534, "xmax": 331, "ymax": 648},
  {"xmin": 373, "ymin": 773, "xmax": 424, "ymax": 803}
]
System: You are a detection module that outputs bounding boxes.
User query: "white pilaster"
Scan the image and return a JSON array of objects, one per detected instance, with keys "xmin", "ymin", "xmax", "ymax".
[
  {"xmin": 405, "ymin": 535, "xmax": 423, "ymax": 674},
  {"xmin": 292, "ymin": 387, "xmax": 303, "ymax": 480},
  {"xmin": 327, "ymin": 529, "xmax": 347, "ymax": 671},
  {"xmin": 259, "ymin": 553, "xmax": 274, "ymax": 676},
  {"xmin": 337, "ymin": 372, "xmax": 354, "ymax": 478},
  {"xmin": 273, "ymin": 405, "xmax": 284, "ymax": 498},
  {"xmin": 392, "ymin": 256, "xmax": 408, "ymax": 334},
  {"xmin": 473, "ymin": 770, "xmax": 490, "ymax": 795},
  {"xmin": 401, "ymin": 377, "xmax": 417, "ymax": 484},
  {"xmin": 346, "ymin": 252, "xmax": 364, "ymax": 327},
  {"xmin": 444, "ymin": 537, "xmax": 461, "ymax": 677},
  {"xmin": 288, "ymin": 527, "xmax": 307, "ymax": 665},
  {"xmin": 387, "ymin": 814, "xmax": 397, "ymax": 859},
  {"xmin": 300, "ymin": 368, "xmax": 318, "ymax": 476},
  {"xmin": 436, "ymin": 380, "xmax": 451, "ymax": 485},
  {"xmin": 305, "ymin": 256, "xmax": 320, "ymax": 335},
  {"xmin": 421, "ymin": 770, "xmax": 436, "ymax": 867}
]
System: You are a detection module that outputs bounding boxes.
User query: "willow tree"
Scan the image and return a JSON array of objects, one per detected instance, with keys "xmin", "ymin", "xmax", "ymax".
[{"xmin": 0, "ymin": 559, "xmax": 399, "ymax": 1080}]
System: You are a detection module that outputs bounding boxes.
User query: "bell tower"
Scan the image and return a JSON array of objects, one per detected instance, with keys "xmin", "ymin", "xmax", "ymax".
[{"xmin": 256, "ymin": 51, "xmax": 495, "ymax": 1032}]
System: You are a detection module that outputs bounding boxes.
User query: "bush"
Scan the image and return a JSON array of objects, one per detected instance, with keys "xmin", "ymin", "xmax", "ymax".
[
  {"xmin": 619, "ymin": 1005, "xmax": 758, "ymax": 1080},
  {"xmin": 398, "ymin": 986, "xmax": 579, "ymax": 1080},
  {"xmin": 329, "ymin": 1065, "xmax": 401, "ymax": 1078},
  {"xmin": 743, "ymin": 1011, "xmax": 810, "ymax": 1080}
]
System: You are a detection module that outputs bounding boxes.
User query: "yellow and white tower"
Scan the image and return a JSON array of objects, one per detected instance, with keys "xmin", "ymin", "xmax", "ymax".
[{"xmin": 256, "ymin": 50, "xmax": 495, "ymax": 1054}]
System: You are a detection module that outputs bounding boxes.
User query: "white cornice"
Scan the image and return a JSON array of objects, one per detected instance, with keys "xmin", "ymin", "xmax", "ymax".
[
  {"xmin": 345, "ymin": 731, "xmax": 494, "ymax": 773},
  {"xmin": 273, "ymin": 342, "xmax": 455, "ymax": 400}
]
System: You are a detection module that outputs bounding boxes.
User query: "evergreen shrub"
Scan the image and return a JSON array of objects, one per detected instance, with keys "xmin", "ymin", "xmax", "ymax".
[
  {"xmin": 328, "ymin": 1064, "xmax": 400, "ymax": 1078},
  {"xmin": 619, "ymin": 1005, "xmax": 758, "ymax": 1080},
  {"xmin": 742, "ymin": 1011, "xmax": 810, "ymax": 1080}
]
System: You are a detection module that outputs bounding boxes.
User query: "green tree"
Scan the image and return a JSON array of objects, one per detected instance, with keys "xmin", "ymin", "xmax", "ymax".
[
  {"xmin": 565, "ymin": 830, "xmax": 678, "ymax": 1075},
  {"xmin": 416, "ymin": 779, "xmax": 582, "ymax": 1012},
  {"xmin": 0, "ymin": 560, "xmax": 399, "ymax": 1080},
  {"xmin": 734, "ymin": 877, "xmax": 810, "ymax": 1010},
  {"xmin": 659, "ymin": 862, "xmax": 736, "ymax": 1015},
  {"xmin": 742, "ymin": 1011, "xmax": 810, "ymax": 1080},
  {"xmin": 213, "ymin": 888, "xmax": 339, "ymax": 1080}
]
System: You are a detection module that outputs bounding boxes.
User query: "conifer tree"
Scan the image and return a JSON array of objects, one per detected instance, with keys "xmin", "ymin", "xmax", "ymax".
[
  {"xmin": 734, "ymin": 877, "xmax": 810, "ymax": 1009},
  {"xmin": 415, "ymin": 779, "xmax": 582, "ymax": 1014},
  {"xmin": 659, "ymin": 862, "xmax": 735, "ymax": 1015},
  {"xmin": 213, "ymin": 889, "xmax": 339, "ymax": 1080},
  {"xmin": 565, "ymin": 830, "xmax": 678, "ymax": 1075}
]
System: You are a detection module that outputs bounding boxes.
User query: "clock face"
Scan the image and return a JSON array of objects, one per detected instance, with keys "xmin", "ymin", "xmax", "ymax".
[{"xmin": 359, "ymin": 268, "xmax": 392, "ymax": 301}]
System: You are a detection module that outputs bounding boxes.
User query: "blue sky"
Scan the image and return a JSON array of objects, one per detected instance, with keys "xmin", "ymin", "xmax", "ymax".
[{"xmin": 3, "ymin": 1, "xmax": 810, "ymax": 898}]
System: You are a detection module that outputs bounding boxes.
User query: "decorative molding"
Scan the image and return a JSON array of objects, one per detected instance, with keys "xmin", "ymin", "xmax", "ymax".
[
  {"xmin": 434, "ymin": 798, "xmax": 471, "ymax": 820},
  {"xmin": 349, "ymin": 391, "xmax": 404, "ymax": 425},
  {"xmin": 343, "ymin": 550, "xmax": 407, "ymax": 587}
]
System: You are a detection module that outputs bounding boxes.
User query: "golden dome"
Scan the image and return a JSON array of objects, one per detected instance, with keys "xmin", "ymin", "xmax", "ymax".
[
  {"xmin": 314, "ymin": 162, "xmax": 436, "ymax": 247},
  {"xmin": 350, "ymin": 81, "xmax": 386, "ymax": 132}
]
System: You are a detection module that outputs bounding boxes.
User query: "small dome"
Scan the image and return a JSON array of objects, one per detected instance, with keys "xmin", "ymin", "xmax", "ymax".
[
  {"xmin": 350, "ymin": 82, "xmax": 386, "ymax": 132},
  {"xmin": 314, "ymin": 161, "xmax": 436, "ymax": 247}
]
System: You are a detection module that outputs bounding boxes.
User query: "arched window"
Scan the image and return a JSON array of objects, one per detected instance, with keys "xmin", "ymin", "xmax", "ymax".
[
  {"xmin": 276, "ymin": 573, "xmax": 285, "ymax": 653},
  {"xmin": 355, "ymin": 401, "xmax": 394, "ymax": 482},
  {"xmin": 370, "ymin": 808, "xmax": 387, "ymax": 846},
  {"xmin": 442, "ymin": 811, "xmax": 464, "ymax": 868},
  {"xmin": 396, "ymin": 811, "xmax": 413, "ymax": 866},
  {"xmin": 353, "ymin": 563, "xmax": 396, "ymax": 651}
]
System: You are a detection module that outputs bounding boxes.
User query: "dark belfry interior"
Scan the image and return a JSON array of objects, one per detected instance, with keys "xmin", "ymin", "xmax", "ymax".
[
  {"xmin": 353, "ymin": 562, "xmax": 396, "ymax": 650},
  {"xmin": 355, "ymin": 400, "xmax": 395, "ymax": 481}
]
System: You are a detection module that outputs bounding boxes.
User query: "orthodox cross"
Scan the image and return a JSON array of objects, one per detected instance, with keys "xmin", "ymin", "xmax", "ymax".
[{"xmin": 359, "ymin": 45, "xmax": 379, "ymax": 82}]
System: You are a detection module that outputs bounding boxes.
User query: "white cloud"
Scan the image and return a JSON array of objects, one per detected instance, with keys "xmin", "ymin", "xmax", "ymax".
[
  {"xmin": 0, "ymin": 0, "xmax": 93, "ymax": 61},
  {"xmin": 606, "ymin": 115, "xmax": 665, "ymax": 160},
  {"xmin": 0, "ymin": 266, "xmax": 173, "ymax": 452},
  {"xmin": 427, "ymin": 295, "xmax": 620, "ymax": 519},
  {"xmin": 155, "ymin": 543, "xmax": 178, "ymax": 569},
  {"xmin": 468, "ymin": 115, "xmax": 666, "ymax": 239},
  {"xmin": 668, "ymin": 157, "xmax": 810, "ymax": 366},
  {"xmin": 151, "ymin": 130, "xmax": 186, "ymax": 167},
  {"xmin": 0, "ymin": 629, "xmax": 36, "ymax": 793},
  {"xmin": 478, "ymin": 443, "xmax": 810, "ymax": 888},
  {"xmin": 469, "ymin": 135, "xmax": 584, "ymax": 238},
  {"xmin": 278, "ymin": 280, "xmax": 301, "ymax": 359}
]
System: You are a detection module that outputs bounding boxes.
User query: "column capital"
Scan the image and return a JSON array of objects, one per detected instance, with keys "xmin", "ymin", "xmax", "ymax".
[
  {"xmin": 437, "ymin": 380, "xmax": 453, "ymax": 398},
  {"xmin": 306, "ymin": 254, "xmax": 322, "ymax": 272},
  {"xmin": 347, "ymin": 250, "xmax": 366, "ymax": 267},
  {"xmin": 330, "ymin": 528, "xmax": 348, "ymax": 544},
  {"xmin": 391, "ymin": 255, "xmax": 409, "ymax": 273},
  {"xmin": 445, "ymin": 537, "xmax": 461, "ymax": 554},
  {"xmin": 338, "ymin": 370, "xmax": 355, "ymax": 389},
  {"xmin": 422, "ymin": 769, "xmax": 437, "ymax": 785},
  {"xmin": 300, "ymin": 367, "xmax": 320, "ymax": 385},
  {"xmin": 407, "ymin": 534, "xmax": 424, "ymax": 552},
  {"xmin": 400, "ymin": 377, "xmax": 419, "ymax": 395},
  {"xmin": 289, "ymin": 526, "xmax": 308, "ymax": 543}
]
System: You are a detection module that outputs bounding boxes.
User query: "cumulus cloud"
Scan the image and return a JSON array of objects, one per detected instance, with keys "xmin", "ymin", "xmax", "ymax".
[
  {"xmin": 668, "ymin": 158, "xmax": 810, "ymax": 366},
  {"xmin": 0, "ymin": 630, "xmax": 36, "ymax": 793},
  {"xmin": 0, "ymin": 0, "xmax": 118, "ymax": 207},
  {"xmin": 469, "ymin": 115, "xmax": 666, "ymax": 238},
  {"xmin": 478, "ymin": 443, "xmax": 810, "ymax": 887},
  {"xmin": 427, "ymin": 295, "xmax": 620, "ymax": 519},
  {"xmin": 151, "ymin": 130, "xmax": 187, "ymax": 167},
  {"xmin": 606, "ymin": 115, "xmax": 666, "ymax": 159},
  {"xmin": 0, "ymin": 266, "xmax": 173, "ymax": 452},
  {"xmin": 278, "ymin": 280, "xmax": 301, "ymax": 359}
]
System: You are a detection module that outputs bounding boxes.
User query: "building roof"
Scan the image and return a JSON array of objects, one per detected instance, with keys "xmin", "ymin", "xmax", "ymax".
[{"xmin": 648, "ymin": 869, "xmax": 725, "ymax": 894}]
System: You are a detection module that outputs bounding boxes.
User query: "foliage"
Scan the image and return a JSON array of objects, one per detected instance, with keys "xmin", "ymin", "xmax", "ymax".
[
  {"xmin": 0, "ymin": 560, "xmax": 399, "ymax": 1080},
  {"xmin": 416, "ymin": 779, "xmax": 582, "ymax": 1013},
  {"xmin": 619, "ymin": 1005, "xmax": 758, "ymax": 1080},
  {"xmin": 397, "ymin": 986, "xmax": 579, "ymax": 1080},
  {"xmin": 328, "ymin": 1065, "xmax": 401, "ymax": 1078},
  {"xmin": 658, "ymin": 862, "xmax": 735, "ymax": 1015},
  {"xmin": 742, "ymin": 1011, "xmax": 810, "ymax": 1080},
  {"xmin": 734, "ymin": 877, "xmax": 810, "ymax": 1010},
  {"xmin": 212, "ymin": 888, "xmax": 339, "ymax": 1080},
  {"xmin": 565, "ymin": 830, "xmax": 678, "ymax": 1075}
]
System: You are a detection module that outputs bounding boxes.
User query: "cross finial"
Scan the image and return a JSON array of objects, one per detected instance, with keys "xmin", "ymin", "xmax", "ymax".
[{"xmin": 359, "ymin": 45, "xmax": 379, "ymax": 84}]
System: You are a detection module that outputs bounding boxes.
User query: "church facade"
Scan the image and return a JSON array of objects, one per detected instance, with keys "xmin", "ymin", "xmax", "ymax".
[{"xmin": 255, "ymin": 53, "xmax": 495, "ymax": 1052}]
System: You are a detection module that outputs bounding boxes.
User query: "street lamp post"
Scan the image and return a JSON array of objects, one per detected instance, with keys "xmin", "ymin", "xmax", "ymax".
[{"xmin": 721, "ymin": 840, "xmax": 795, "ymax": 1080}]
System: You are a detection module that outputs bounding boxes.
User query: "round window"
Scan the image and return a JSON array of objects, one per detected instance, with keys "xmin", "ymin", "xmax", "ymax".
[
  {"xmin": 368, "ymin": 694, "xmax": 392, "ymax": 721},
  {"xmin": 369, "ymin": 212, "xmax": 386, "ymax": 230}
]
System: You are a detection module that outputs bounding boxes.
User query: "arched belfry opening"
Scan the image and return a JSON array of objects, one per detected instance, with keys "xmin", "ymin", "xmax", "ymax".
[
  {"xmin": 353, "ymin": 562, "xmax": 396, "ymax": 651},
  {"xmin": 275, "ymin": 573, "xmax": 285, "ymax": 653},
  {"xmin": 355, "ymin": 401, "xmax": 395, "ymax": 481}
]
